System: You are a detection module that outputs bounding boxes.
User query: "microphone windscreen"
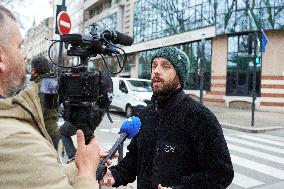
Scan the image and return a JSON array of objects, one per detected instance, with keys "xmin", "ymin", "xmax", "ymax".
[
  {"xmin": 120, "ymin": 116, "xmax": 141, "ymax": 139},
  {"xmin": 115, "ymin": 31, "xmax": 134, "ymax": 46}
]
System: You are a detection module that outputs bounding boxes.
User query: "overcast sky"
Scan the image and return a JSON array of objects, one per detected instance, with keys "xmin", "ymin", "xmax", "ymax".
[{"xmin": 9, "ymin": 0, "xmax": 54, "ymax": 36}]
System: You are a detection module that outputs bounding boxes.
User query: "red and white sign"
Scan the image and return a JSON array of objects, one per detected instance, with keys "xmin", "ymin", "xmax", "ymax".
[{"xmin": 57, "ymin": 11, "xmax": 71, "ymax": 35}]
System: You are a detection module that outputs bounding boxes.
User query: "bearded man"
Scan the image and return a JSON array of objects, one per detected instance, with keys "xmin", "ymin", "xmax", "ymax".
[
  {"xmin": 100, "ymin": 47, "xmax": 234, "ymax": 189},
  {"xmin": 0, "ymin": 5, "xmax": 102, "ymax": 188}
]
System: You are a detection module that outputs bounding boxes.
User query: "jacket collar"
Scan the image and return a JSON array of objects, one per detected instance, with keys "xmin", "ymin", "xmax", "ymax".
[
  {"xmin": 30, "ymin": 74, "xmax": 42, "ymax": 83},
  {"xmin": 151, "ymin": 88, "xmax": 186, "ymax": 112},
  {"xmin": 0, "ymin": 82, "xmax": 52, "ymax": 143}
]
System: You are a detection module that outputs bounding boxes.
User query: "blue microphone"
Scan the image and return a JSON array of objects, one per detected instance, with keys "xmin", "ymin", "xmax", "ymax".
[{"xmin": 96, "ymin": 116, "xmax": 141, "ymax": 181}]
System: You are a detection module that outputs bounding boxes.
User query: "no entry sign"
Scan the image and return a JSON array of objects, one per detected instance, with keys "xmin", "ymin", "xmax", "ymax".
[{"xmin": 57, "ymin": 11, "xmax": 71, "ymax": 35}]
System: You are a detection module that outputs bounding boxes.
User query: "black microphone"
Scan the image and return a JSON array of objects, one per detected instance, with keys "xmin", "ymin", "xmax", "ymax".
[
  {"xmin": 96, "ymin": 116, "xmax": 141, "ymax": 181},
  {"xmin": 102, "ymin": 30, "xmax": 134, "ymax": 46}
]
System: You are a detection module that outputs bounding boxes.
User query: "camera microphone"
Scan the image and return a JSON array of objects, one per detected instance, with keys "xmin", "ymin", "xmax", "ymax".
[
  {"xmin": 102, "ymin": 30, "xmax": 134, "ymax": 46},
  {"xmin": 96, "ymin": 116, "xmax": 141, "ymax": 181}
]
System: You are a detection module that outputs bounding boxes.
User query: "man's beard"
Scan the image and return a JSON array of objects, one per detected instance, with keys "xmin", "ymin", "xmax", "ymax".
[
  {"xmin": 151, "ymin": 75, "xmax": 180, "ymax": 96},
  {"xmin": 4, "ymin": 66, "xmax": 26, "ymax": 97}
]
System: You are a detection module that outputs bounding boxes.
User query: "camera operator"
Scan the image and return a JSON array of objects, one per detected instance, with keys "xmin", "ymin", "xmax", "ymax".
[
  {"xmin": 31, "ymin": 56, "xmax": 60, "ymax": 150},
  {"xmin": 0, "ymin": 5, "xmax": 102, "ymax": 188}
]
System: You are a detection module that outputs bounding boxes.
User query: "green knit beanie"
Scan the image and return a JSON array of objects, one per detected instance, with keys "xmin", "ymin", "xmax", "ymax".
[{"xmin": 151, "ymin": 47, "xmax": 189, "ymax": 88}]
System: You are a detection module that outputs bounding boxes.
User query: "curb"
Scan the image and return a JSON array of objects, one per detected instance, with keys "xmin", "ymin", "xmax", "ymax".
[{"xmin": 220, "ymin": 123, "xmax": 284, "ymax": 133}]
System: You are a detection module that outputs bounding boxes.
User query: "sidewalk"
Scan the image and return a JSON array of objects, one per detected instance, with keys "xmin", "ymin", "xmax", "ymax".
[{"xmin": 206, "ymin": 105, "xmax": 284, "ymax": 133}]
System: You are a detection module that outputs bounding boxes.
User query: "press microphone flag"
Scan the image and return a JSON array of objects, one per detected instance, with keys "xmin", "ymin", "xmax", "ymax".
[{"xmin": 96, "ymin": 116, "xmax": 141, "ymax": 181}]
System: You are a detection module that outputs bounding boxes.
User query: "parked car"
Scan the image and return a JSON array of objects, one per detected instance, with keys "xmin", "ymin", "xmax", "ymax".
[
  {"xmin": 23, "ymin": 74, "xmax": 31, "ymax": 89},
  {"xmin": 110, "ymin": 77, "xmax": 152, "ymax": 117}
]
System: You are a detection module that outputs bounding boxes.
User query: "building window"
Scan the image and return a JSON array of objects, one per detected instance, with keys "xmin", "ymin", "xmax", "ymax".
[
  {"xmin": 185, "ymin": 40, "xmax": 212, "ymax": 90},
  {"xmin": 216, "ymin": 0, "xmax": 284, "ymax": 35},
  {"xmin": 137, "ymin": 40, "xmax": 212, "ymax": 90},
  {"xmin": 92, "ymin": 13, "xmax": 118, "ymax": 35},
  {"xmin": 138, "ymin": 50, "xmax": 157, "ymax": 79},
  {"xmin": 133, "ymin": 0, "xmax": 214, "ymax": 43},
  {"xmin": 226, "ymin": 34, "xmax": 261, "ymax": 96}
]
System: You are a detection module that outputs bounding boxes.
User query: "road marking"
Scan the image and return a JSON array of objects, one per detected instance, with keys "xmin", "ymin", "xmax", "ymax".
[
  {"xmin": 256, "ymin": 134, "xmax": 284, "ymax": 143},
  {"xmin": 232, "ymin": 172, "xmax": 264, "ymax": 188},
  {"xmin": 225, "ymin": 136, "xmax": 284, "ymax": 154},
  {"xmin": 99, "ymin": 129, "xmax": 110, "ymax": 132},
  {"xmin": 98, "ymin": 128, "xmax": 120, "ymax": 134},
  {"xmin": 105, "ymin": 118, "xmax": 122, "ymax": 122},
  {"xmin": 228, "ymin": 143, "xmax": 284, "ymax": 165},
  {"xmin": 238, "ymin": 135, "xmax": 284, "ymax": 147},
  {"xmin": 111, "ymin": 128, "xmax": 120, "ymax": 133},
  {"xmin": 231, "ymin": 155, "xmax": 284, "ymax": 179}
]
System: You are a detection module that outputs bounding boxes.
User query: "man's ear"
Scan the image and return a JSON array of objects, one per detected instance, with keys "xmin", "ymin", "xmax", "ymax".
[
  {"xmin": 0, "ymin": 46, "xmax": 7, "ymax": 73},
  {"xmin": 31, "ymin": 68, "xmax": 36, "ymax": 75}
]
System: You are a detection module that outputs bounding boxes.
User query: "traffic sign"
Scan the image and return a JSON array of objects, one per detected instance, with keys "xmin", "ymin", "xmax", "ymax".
[{"xmin": 57, "ymin": 11, "xmax": 71, "ymax": 35}]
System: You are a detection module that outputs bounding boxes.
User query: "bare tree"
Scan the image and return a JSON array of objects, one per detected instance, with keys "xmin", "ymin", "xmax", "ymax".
[
  {"xmin": 134, "ymin": 0, "xmax": 214, "ymax": 40},
  {"xmin": 0, "ymin": 0, "xmax": 28, "ymax": 30},
  {"xmin": 218, "ymin": 0, "xmax": 284, "ymax": 33},
  {"xmin": 0, "ymin": 0, "xmax": 23, "ymax": 6}
]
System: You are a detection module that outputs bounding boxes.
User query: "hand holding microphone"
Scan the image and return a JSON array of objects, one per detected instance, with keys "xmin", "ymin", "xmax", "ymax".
[{"xmin": 96, "ymin": 116, "xmax": 141, "ymax": 182}]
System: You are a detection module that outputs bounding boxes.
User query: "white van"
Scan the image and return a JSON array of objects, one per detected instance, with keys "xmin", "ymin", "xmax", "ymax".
[{"xmin": 110, "ymin": 77, "xmax": 153, "ymax": 117}]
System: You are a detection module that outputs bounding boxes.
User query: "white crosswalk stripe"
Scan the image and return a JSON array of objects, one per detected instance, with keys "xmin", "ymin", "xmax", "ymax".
[
  {"xmin": 231, "ymin": 155, "xmax": 284, "ymax": 179},
  {"xmin": 237, "ymin": 134, "xmax": 284, "ymax": 147},
  {"xmin": 255, "ymin": 134, "xmax": 284, "ymax": 143},
  {"xmin": 98, "ymin": 128, "xmax": 120, "ymax": 133},
  {"xmin": 232, "ymin": 173, "xmax": 264, "ymax": 188},
  {"xmin": 227, "ymin": 143, "xmax": 284, "ymax": 165},
  {"xmin": 225, "ymin": 136, "xmax": 284, "ymax": 154},
  {"xmin": 227, "ymin": 134, "xmax": 284, "ymax": 189}
]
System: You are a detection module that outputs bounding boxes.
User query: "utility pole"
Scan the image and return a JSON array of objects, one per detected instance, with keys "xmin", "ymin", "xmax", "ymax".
[
  {"xmin": 247, "ymin": 4, "xmax": 260, "ymax": 127},
  {"xmin": 199, "ymin": 34, "xmax": 205, "ymax": 104},
  {"xmin": 251, "ymin": 32, "xmax": 260, "ymax": 127},
  {"xmin": 57, "ymin": 0, "xmax": 66, "ymax": 76}
]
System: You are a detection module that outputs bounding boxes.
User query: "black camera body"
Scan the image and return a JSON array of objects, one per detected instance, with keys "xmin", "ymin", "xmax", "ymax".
[
  {"xmin": 59, "ymin": 69, "xmax": 101, "ymax": 99},
  {"xmin": 44, "ymin": 27, "xmax": 133, "ymax": 143},
  {"xmin": 59, "ymin": 67, "xmax": 112, "ymax": 138}
]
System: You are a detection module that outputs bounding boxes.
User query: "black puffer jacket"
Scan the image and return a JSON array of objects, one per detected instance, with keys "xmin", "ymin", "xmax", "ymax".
[{"xmin": 110, "ymin": 89, "xmax": 234, "ymax": 189}]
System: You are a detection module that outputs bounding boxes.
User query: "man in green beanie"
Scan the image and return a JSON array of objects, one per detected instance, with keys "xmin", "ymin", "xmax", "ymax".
[
  {"xmin": 101, "ymin": 47, "xmax": 234, "ymax": 189},
  {"xmin": 31, "ymin": 56, "xmax": 60, "ymax": 150}
]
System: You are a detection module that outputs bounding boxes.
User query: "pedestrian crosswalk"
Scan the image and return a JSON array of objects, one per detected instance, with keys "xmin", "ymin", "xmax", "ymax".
[{"xmin": 226, "ymin": 134, "xmax": 284, "ymax": 189}]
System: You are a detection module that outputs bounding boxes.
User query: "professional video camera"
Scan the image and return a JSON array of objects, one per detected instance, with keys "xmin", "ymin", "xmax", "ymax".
[{"xmin": 41, "ymin": 24, "xmax": 134, "ymax": 143}]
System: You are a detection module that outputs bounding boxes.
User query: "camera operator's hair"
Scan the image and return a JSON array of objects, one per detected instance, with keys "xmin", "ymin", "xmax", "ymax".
[
  {"xmin": 0, "ymin": 4, "xmax": 16, "ymax": 21},
  {"xmin": 31, "ymin": 56, "xmax": 51, "ymax": 75},
  {"xmin": 0, "ymin": 4, "xmax": 16, "ymax": 47}
]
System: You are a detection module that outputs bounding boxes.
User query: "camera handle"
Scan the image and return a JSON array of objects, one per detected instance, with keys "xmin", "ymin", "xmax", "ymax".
[
  {"xmin": 80, "ymin": 127, "xmax": 96, "ymax": 144},
  {"xmin": 85, "ymin": 134, "xmax": 94, "ymax": 145}
]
